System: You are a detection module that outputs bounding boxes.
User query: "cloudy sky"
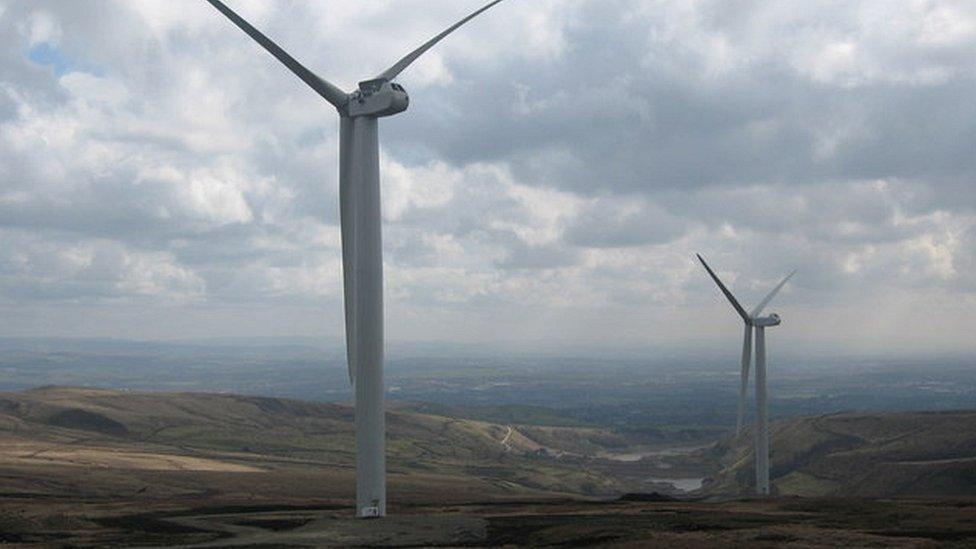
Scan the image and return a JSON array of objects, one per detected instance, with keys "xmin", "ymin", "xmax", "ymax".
[{"xmin": 1, "ymin": 0, "xmax": 974, "ymax": 355}]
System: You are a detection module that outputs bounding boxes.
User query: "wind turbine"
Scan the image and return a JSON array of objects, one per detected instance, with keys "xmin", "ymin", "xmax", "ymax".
[
  {"xmin": 203, "ymin": 0, "xmax": 508, "ymax": 518},
  {"xmin": 696, "ymin": 254, "xmax": 794, "ymax": 495}
]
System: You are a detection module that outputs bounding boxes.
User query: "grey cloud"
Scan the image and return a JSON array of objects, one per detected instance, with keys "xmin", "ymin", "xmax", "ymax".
[
  {"xmin": 0, "ymin": 0, "xmax": 974, "ymax": 351},
  {"xmin": 564, "ymin": 196, "xmax": 691, "ymax": 248},
  {"xmin": 497, "ymin": 239, "xmax": 579, "ymax": 271},
  {"xmin": 386, "ymin": 1, "xmax": 976, "ymax": 203}
]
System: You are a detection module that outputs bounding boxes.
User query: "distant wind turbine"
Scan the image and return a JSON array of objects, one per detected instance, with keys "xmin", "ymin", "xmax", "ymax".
[
  {"xmin": 697, "ymin": 254, "xmax": 794, "ymax": 495},
  {"xmin": 203, "ymin": 0, "xmax": 508, "ymax": 518}
]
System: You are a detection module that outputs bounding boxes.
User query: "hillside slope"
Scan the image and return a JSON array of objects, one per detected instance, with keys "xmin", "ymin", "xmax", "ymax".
[
  {"xmin": 1, "ymin": 389, "xmax": 975, "ymax": 545},
  {"xmin": 0, "ymin": 386, "xmax": 649, "ymax": 503},
  {"xmin": 705, "ymin": 410, "xmax": 976, "ymax": 497}
]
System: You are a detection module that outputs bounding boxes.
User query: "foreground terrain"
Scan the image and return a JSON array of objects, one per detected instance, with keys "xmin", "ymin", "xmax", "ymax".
[
  {"xmin": 3, "ymin": 491, "xmax": 975, "ymax": 546},
  {"xmin": 0, "ymin": 387, "xmax": 974, "ymax": 546}
]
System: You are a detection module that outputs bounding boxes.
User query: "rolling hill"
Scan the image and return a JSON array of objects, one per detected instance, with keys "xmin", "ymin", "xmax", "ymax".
[
  {"xmin": 0, "ymin": 388, "xmax": 975, "ymax": 546},
  {"xmin": 0, "ymin": 386, "xmax": 661, "ymax": 504},
  {"xmin": 705, "ymin": 410, "xmax": 976, "ymax": 497}
]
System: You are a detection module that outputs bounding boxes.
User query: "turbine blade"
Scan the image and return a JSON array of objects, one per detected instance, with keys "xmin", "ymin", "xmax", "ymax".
[
  {"xmin": 339, "ymin": 118, "xmax": 357, "ymax": 385},
  {"xmin": 339, "ymin": 117, "xmax": 382, "ymax": 389},
  {"xmin": 374, "ymin": 0, "xmax": 506, "ymax": 82},
  {"xmin": 750, "ymin": 270, "xmax": 796, "ymax": 318},
  {"xmin": 737, "ymin": 324, "xmax": 752, "ymax": 435},
  {"xmin": 697, "ymin": 254, "xmax": 750, "ymax": 322},
  {"xmin": 204, "ymin": 0, "xmax": 348, "ymax": 109}
]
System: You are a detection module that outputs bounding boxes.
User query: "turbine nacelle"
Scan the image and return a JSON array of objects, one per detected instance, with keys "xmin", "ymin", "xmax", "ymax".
[
  {"xmin": 347, "ymin": 79, "xmax": 410, "ymax": 118},
  {"xmin": 751, "ymin": 314, "xmax": 781, "ymax": 327}
]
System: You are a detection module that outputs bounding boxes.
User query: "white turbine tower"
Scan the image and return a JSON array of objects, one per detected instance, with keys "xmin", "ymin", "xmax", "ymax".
[
  {"xmin": 697, "ymin": 254, "xmax": 794, "ymax": 495},
  {"xmin": 204, "ymin": 0, "xmax": 508, "ymax": 518}
]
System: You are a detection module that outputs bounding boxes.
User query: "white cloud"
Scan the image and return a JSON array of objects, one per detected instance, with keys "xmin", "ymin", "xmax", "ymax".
[
  {"xmin": 381, "ymin": 157, "xmax": 459, "ymax": 221},
  {"xmin": 136, "ymin": 165, "xmax": 254, "ymax": 227},
  {"xmin": 491, "ymin": 168, "xmax": 582, "ymax": 247},
  {"xmin": 21, "ymin": 9, "xmax": 60, "ymax": 45},
  {"xmin": 0, "ymin": 232, "xmax": 204, "ymax": 302},
  {"xmin": 115, "ymin": 249, "xmax": 206, "ymax": 299}
]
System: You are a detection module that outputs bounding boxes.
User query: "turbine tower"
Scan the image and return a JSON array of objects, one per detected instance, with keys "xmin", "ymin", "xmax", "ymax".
[
  {"xmin": 697, "ymin": 254, "xmax": 794, "ymax": 495},
  {"xmin": 204, "ymin": 0, "xmax": 508, "ymax": 518}
]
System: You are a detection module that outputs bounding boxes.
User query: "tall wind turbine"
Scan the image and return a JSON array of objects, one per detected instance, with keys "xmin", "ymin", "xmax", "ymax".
[
  {"xmin": 203, "ymin": 0, "xmax": 508, "ymax": 518},
  {"xmin": 697, "ymin": 254, "xmax": 794, "ymax": 495}
]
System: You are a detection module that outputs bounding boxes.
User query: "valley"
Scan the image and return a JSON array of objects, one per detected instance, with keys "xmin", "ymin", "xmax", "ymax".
[{"xmin": 0, "ymin": 386, "xmax": 974, "ymax": 546}]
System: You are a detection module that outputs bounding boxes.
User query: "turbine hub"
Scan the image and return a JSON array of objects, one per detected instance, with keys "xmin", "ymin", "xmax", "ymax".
[{"xmin": 347, "ymin": 79, "xmax": 409, "ymax": 118}]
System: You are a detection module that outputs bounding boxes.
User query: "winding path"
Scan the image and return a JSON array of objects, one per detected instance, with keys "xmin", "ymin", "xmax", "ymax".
[{"xmin": 500, "ymin": 426, "xmax": 514, "ymax": 451}]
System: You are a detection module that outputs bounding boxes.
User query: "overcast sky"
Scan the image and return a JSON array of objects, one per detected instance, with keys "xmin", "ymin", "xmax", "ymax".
[{"xmin": 0, "ymin": 0, "xmax": 974, "ymax": 355}]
